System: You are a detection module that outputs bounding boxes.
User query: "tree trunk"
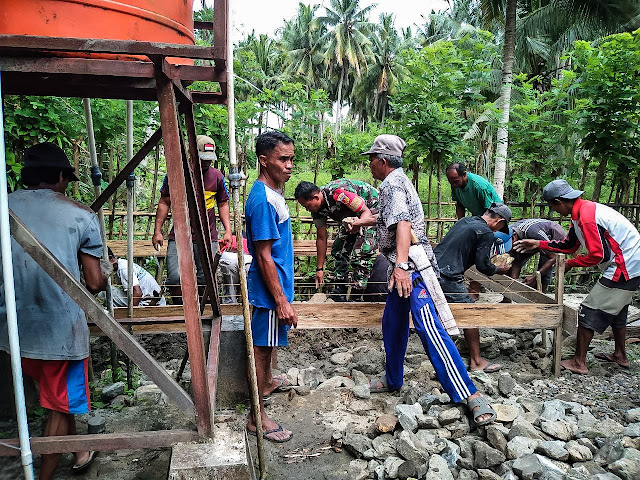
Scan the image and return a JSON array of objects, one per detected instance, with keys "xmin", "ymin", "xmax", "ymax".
[
  {"xmin": 579, "ymin": 151, "xmax": 589, "ymax": 191},
  {"xmin": 492, "ymin": 0, "xmax": 517, "ymax": 198},
  {"xmin": 592, "ymin": 156, "xmax": 609, "ymax": 202},
  {"xmin": 434, "ymin": 150, "xmax": 443, "ymax": 241},
  {"xmin": 334, "ymin": 67, "xmax": 345, "ymax": 139},
  {"xmin": 413, "ymin": 161, "xmax": 419, "ymax": 191}
]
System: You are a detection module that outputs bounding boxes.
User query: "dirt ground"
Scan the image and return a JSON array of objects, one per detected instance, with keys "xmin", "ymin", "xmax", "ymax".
[{"xmin": 2, "ymin": 298, "xmax": 640, "ymax": 479}]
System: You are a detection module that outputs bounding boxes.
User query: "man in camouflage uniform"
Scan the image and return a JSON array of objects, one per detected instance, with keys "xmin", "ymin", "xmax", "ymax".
[{"xmin": 295, "ymin": 179, "xmax": 378, "ymax": 300}]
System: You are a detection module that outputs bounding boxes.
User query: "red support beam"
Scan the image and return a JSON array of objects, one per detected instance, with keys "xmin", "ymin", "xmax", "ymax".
[{"xmin": 156, "ymin": 71, "xmax": 212, "ymax": 437}]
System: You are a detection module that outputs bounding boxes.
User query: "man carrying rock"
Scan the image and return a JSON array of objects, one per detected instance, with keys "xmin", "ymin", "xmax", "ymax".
[
  {"xmin": 514, "ymin": 179, "xmax": 640, "ymax": 374},
  {"xmin": 294, "ymin": 179, "xmax": 378, "ymax": 300},
  {"xmin": 433, "ymin": 204, "xmax": 512, "ymax": 373},
  {"xmin": 245, "ymin": 131, "xmax": 297, "ymax": 442},
  {"xmin": 351, "ymin": 134, "xmax": 496, "ymax": 426},
  {"xmin": 0, "ymin": 143, "xmax": 107, "ymax": 478}
]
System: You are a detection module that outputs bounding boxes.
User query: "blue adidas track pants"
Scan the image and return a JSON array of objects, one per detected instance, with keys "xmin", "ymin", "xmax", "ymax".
[{"xmin": 382, "ymin": 272, "xmax": 477, "ymax": 403}]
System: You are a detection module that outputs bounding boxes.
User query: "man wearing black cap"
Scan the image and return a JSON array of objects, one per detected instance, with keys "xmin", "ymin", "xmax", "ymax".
[
  {"xmin": 514, "ymin": 179, "xmax": 640, "ymax": 374},
  {"xmin": 434, "ymin": 203, "xmax": 512, "ymax": 373},
  {"xmin": 352, "ymin": 134, "xmax": 496, "ymax": 427},
  {"xmin": 0, "ymin": 143, "xmax": 107, "ymax": 478}
]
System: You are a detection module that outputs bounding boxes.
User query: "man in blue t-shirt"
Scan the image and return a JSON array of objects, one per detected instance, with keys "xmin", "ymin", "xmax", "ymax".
[{"xmin": 245, "ymin": 131, "xmax": 296, "ymax": 443}]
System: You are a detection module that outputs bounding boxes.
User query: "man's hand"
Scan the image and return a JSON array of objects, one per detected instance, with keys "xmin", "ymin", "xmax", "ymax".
[
  {"xmin": 218, "ymin": 230, "xmax": 233, "ymax": 250},
  {"xmin": 513, "ymin": 239, "xmax": 540, "ymax": 253},
  {"xmin": 315, "ymin": 269, "xmax": 324, "ymax": 289},
  {"xmin": 276, "ymin": 301, "xmax": 298, "ymax": 328},
  {"xmin": 152, "ymin": 231, "xmax": 164, "ymax": 251},
  {"xmin": 494, "ymin": 263, "xmax": 510, "ymax": 275},
  {"xmin": 342, "ymin": 216, "xmax": 360, "ymax": 234},
  {"xmin": 522, "ymin": 274, "xmax": 538, "ymax": 288},
  {"xmin": 388, "ymin": 267, "xmax": 412, "ymax": 298}
]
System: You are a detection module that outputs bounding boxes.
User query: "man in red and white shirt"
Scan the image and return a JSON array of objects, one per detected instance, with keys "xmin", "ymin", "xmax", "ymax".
[{"xmin": 514, "ymin": 179, "xmax": 640, "ymax": 374}]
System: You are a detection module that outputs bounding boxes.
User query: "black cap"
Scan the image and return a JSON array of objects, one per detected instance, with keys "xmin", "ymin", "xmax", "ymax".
[
  {"xmin": 23, "ymin": 143, "xmax": 79, "ymax": 181},
  {"xmin": 487, "ymin": 202, "xmax": 512, "ymax": 233}
]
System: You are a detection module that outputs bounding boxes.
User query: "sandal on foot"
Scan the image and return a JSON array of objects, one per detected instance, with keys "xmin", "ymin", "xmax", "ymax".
[
  {"xmin": 471, "ymin": 362, "xmax": 502, "ymax": 373},
  {"xmin": 594, "ymin": 352, "xmax": 629, "ymax": 369},
  {"xmin": 72, "ymin": 451, "xmax": 96, "ymax": 473},
  {"xmin": 247, "ymin": 423, "xmax": 293, "ymax": 443},
  {"xmin": 369, "ymin": 375, "xmax": 390, "ymax": 393},
  {"xmin": 468, "ymin": 396, "xmax": 496, "ymax": 427}
]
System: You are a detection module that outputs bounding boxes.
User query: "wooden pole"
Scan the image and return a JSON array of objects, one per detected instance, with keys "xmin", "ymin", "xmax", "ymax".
[
  {"xmin": 222, "ymin": 0, "xmax": 266, "ymax": 474},
  {"xmin": 553, "ymin": 254, "xmax": 565, "ymax": 376}
]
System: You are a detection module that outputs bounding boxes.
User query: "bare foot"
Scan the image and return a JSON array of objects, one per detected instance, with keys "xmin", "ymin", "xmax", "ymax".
[
  {"xmin": 247, "ymin": 416, "xmax": 292, "ymax": 442},
  {"xmin": 467, "ymin": 392, "xmax": 494, "ymax": 424},
  {"xmin": 470, "ymin": 358, "xmax": 502, "ymax": 373},
  {"xmin": 262, "ymin": 374, "xmax": 292, "ymax": 396},
  {"xmin": 73, "ymin": 451, "xmax": 91, "ymax": 467},
  {"xmin": 561, "ymin": 358, "xmax": 588, "ymax": 375}
]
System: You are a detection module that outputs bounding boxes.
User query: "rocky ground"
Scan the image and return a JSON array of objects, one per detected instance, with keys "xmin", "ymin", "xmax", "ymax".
[{"xmin": 2, "ymin": 311, "xmax": 640, "ymax": 479}]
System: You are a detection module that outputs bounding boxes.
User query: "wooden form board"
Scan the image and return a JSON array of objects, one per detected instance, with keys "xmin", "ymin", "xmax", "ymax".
[
  {"xmin": 465, "ymin": 267, "xmax": 578, "ymax": 336},
  {"xmin": 107, "ymin": 239, "xmax": 333, "ymax": 258},
  {"xmin": 0, "ymin": 430, "xmax": 198, "ymax": 457},
  {"xmin": 95, "ymin": 302, "xmax": 562, "ymax": 335}
]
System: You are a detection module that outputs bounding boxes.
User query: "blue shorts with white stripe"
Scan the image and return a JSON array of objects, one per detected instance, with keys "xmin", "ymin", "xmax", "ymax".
[{"xmin": 251, "ymin": 307, "xmax": 290, "ymax": 347}]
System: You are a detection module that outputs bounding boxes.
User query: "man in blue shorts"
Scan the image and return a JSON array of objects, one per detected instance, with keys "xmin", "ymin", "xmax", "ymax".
[
  {"xmin": 245, "ymin": 131, "xmax": 297, "ymax": 442},
  {"xmin": 0, "ymin": 143, "xmax": 107, "ymax": 478}
]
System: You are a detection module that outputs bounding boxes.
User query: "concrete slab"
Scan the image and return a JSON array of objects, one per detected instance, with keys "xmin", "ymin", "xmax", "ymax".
[
  {"xmin": 217, "ymin": 316, "xmax": 249, "ymax": 408},
  {"xmin": 168, "ymin": 423, "xmax": 256, "ymax": 480}
]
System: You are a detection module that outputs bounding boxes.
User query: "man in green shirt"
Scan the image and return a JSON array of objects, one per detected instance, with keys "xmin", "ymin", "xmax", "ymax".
[{"xmin": 446, "ymin": 162, "xmax": 502, "ymax": 219}]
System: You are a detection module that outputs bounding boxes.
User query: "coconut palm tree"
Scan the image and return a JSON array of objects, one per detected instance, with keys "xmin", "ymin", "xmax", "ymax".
[
  {"xmin": 315, "ymin": 0, "xmax": 377, "ymax": 137},
  {"xmin": 281, "ymin": 3, "xmax": 326, "ymax": 89}
]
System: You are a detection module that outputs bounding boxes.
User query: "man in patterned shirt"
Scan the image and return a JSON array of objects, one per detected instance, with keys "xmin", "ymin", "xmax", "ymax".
[
  {"xmin": 294, "ymin": 179, "xmax": 378, "ymax": 298},
  {"xmin": 351, "ymin": 135, "xmax": 496, "ymax": 426}
]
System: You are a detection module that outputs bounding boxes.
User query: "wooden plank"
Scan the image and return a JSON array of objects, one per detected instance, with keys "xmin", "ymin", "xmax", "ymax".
[
  {"xmin": 0, "ymin": 57, "xmax": 154, "ymax": 77},
  {"xmin": 91, "ymin": 129, "xmax": 163, "ymax": 212},
  {"xmin": 465, "ymin": 268, "xmax": 554, "ymax": 304},
  {"xmin": 554, "ymin": 255, "xmax": 566, "ymax": 376},
  {"xmin": 0, "ymin": 430, "xmax": 198, "ymax": 457},
  {"xmin": 108, "ymin": 239, "xmax": 166, "ymax": 258},
  {"xmin": 0, "ymin": 35, "xmax": 216, "ymax": 60},
  {"xmin": 106, "ymin": 239, "xmax": 331, "ymax": 258},
  {"xmin": 8, "ymin": 211, "xmax": 195, "ymax": 420},
  {"xmin": 157, "ymin": 72, "xmax": 211, "ymax": 436},
  {"xmin": 105, "ymin": 302, "xmax": 561, "ymax": 331}
]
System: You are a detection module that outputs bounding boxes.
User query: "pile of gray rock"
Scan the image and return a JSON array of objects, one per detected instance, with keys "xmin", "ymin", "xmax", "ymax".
[{"xmin": 337, "ymin": 380, "xmax": 640, "ymax": 480}]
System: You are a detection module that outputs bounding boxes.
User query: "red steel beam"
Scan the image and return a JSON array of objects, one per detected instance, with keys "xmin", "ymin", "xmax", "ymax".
[
  {"xmin": 156, "ymin": 71, "xmax": 212, "ymax": 437},
  {"xmin": 91, "ymin": 129, "xmax": 163, "ymax": 212}
]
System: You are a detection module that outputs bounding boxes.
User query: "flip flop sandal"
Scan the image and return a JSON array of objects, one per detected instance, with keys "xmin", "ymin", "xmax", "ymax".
[
  {"xmin": 72, "ymin": 451, "xmax": 96, "ymax": 473},
  {"xmin": 247, "ymin": 423, "xmax": 293, "ymax": 443},
  {"xmin": 471, "ymin": 362, "xmax": 502, "ymax": 373},
  {"xmin": 468, "ymin": 396, "xmax": 496, "ymax": 427},
  {"xmin": 369, "ymin": 374, "xmax": 390, "ymax": 393},
  {"xmin": 594, "ymin": 352, "xmax": 630, "ymax": 369},
  {"xmin": 272, "ymin": 374, "xmax": 293, "ymax": 393}
]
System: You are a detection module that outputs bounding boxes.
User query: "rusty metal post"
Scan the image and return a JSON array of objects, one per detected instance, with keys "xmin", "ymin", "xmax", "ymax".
[{"xmin": 156, "ymin": 72, "xmax": 212, "ymax": 436}]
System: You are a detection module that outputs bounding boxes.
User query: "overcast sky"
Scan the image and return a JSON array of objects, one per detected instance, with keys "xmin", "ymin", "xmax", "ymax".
[{"xmin": 229, "ymin": 0, "xmax": 450, "ymax": 38}]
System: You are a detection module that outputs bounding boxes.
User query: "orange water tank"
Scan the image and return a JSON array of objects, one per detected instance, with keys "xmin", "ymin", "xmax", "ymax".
[{"xmin": 1, "ymin": 0, "xmax": 195, "ymax": 60}]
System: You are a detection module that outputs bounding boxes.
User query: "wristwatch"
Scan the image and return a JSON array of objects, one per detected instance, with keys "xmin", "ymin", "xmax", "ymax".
[{"xmin": 395, "ymin": 262, "xmax": 411, "ymax": 271}]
